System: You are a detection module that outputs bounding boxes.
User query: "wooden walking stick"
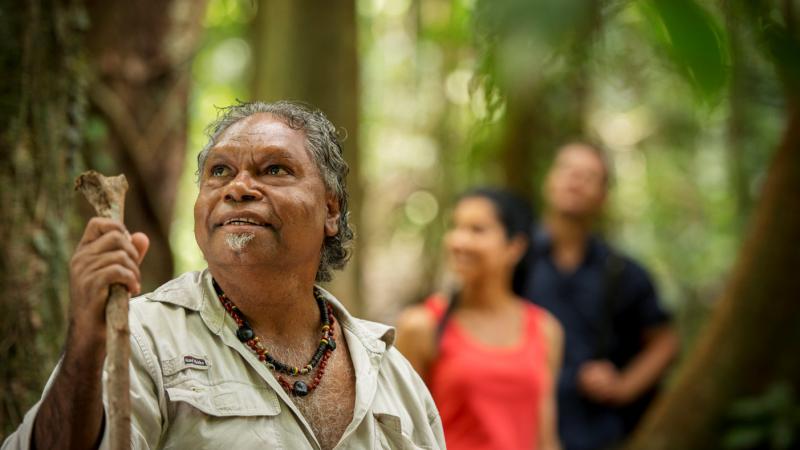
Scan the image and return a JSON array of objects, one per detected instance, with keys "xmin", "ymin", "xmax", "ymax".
[{"xmin": 75, "ymin": 170, "xmax": 131, "ymax": 450}]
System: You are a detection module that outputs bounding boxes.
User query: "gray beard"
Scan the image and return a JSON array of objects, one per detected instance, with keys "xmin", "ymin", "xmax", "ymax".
[{"xmin": 224, "ymin": 232, "xmax": 255, "ymax": 252}]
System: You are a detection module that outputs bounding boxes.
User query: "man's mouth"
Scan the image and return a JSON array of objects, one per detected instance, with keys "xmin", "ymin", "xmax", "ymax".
[{"xmin": 222, "ymin": 217, "xmax": 268, "ymax": 227}]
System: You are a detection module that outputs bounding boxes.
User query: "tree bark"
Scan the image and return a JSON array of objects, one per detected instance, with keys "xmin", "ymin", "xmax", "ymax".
[
  {"xmin": 250, "ymin": 0, "xmax": 363, "ymax": 314},
  {"xmin": 627, "ymin": 96, "xmax": 800, "ymax": 449},
  {"xmin": 627, "ymin": 3, "xmax": 800, "ymax": 446},
  {"xmin": 83, "ymin": 0, "xmax": 207, "ymax": 290},
  {"xmin": 0, "ymin": 0, "xmax": 86, "ymax": 437},
  {"xmin": 0, "ymin": 0, "xmax": 207, "ymax": 437},
  {"xmin": 725, "ymin": 1, "xmax": 754, "ymax": 232}
]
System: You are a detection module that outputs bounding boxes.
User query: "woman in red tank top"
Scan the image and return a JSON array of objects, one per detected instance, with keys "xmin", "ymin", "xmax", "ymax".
[{"xmin": 397, "ymin": 188, "xmax": 563, "ymax": 450}]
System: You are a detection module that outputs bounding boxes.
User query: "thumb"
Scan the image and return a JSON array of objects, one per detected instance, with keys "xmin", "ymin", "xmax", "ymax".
[{"xmin": 131, "ymin": 232, "xmax": 150, "ymax": 264}]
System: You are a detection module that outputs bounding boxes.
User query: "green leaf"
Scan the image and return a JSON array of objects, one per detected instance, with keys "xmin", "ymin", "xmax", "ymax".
[
  {"xmin": 723, "ymin": 425, "xmax": 768, "ymax": 449},
  {"xmin": 638, "ymin": 0, "xmax": 729, "ymax": 102}
]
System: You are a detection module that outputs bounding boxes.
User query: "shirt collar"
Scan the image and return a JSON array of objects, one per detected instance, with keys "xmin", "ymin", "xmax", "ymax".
[
  {"xmin": 315, "ymin": 285, "xmax": 397, "ymax": 352},
  {"xmin": 534, "ymin": 224, "xmax": 605, "ymax": 265},
  {"xmin": 144, "ymin": 269, "xmax": 396, "ymax": 353}
]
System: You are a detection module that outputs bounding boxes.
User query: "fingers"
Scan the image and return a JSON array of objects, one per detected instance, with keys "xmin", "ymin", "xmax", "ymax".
[
  {"xmin": 578, "ymin": 360, "xmax": 619, "ymax": 403},
  {"xmin": 83, "ymin": 250, "xmax": 142, "ymax": 291},
  {"xmin": 131, "ymin": 233, "xmax": 150, "ymax": 264},
  {"xmin": 70, "ymin": 218, "xmax": 149, "ymax": 311},
  {"xmin": 67, "ymin": 219, "xmax": 149, "ymax": 351},
  {"xmin": 79, "ymin": 228, "xmax": 141, "ymax": 263},
  {"xmin": 90, "ymin": 265, "xmax": 141, "ymax": 298},
  {"xmin": 79, "ymin": 218, "xmax": 129, "ymax": 246}
]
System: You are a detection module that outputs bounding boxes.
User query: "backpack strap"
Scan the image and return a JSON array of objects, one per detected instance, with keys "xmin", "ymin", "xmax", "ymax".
[
  {"xmin": 594, "ymin": 248, "xmax": 626, "ymax": 359},
  {"xmin": 425, "ymin": 293, "xmax": 459, "ymax": 349}
]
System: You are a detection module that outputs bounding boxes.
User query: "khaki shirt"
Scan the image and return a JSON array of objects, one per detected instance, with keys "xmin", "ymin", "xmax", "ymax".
[{"xmin": 3, "ymin": 270, "xmax": 444, "ymax": 450}]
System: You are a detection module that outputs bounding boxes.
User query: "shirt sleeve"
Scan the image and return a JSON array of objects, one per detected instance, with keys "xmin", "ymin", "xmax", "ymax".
[
  {"xmin": 425, "ymin": 387, "xmax": 446, "ymax": 450},
  {"xmin": 0, "ymin": 361, "xmax": 62, "ymax": 450},
  {"xmin": 1, "ymin": 325, "xmax": 163, "ymax": 450}
]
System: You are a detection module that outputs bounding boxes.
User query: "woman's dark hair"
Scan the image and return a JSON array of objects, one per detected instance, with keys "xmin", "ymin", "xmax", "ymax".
[{"xmin": 436, "ymin": 187, "xmax": 536, "ymax": 341}]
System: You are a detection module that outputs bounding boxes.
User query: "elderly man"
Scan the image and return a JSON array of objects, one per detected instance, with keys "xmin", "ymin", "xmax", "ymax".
[{"xmin": 3, "ymin": 101, "xmax": 444, "ymax": 450}]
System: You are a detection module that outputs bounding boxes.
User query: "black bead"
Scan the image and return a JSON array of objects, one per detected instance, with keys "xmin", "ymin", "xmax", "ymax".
[
  {"xmin": 328, "ymin": 338, "xmax": 336, "ymax": 350},
  {"xmin": 212, "ymin": 278, "xmax": 224, "ymax": 296},
  {"xmin": 293, "ymin": 380, "xmax": 309, "ymax": 397},
  {"xmin": 236, "ymin": 326, "xmax": 255, "ymax": 342}
]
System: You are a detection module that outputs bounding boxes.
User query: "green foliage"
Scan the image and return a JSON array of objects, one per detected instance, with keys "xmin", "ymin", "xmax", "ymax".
[
  {"xmin": 738, "ymin": 1, "xmax": 800, "ymax": 93},
  {"xmin": 637, "ymin": 0, "xmax": 729, "ymax": 103},
  {"xmin": 473, "ymin": 0, "xmax": 596, "ymax": 116},
  {"xmin": 723, "ymin": 382, "xmax": 800, "ymax": 450}
]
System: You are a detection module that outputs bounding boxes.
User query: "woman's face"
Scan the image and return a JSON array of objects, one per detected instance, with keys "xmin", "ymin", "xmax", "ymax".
[{"xmin": 445, "ymin": 197, "xmax": 522, "ymax": 283}]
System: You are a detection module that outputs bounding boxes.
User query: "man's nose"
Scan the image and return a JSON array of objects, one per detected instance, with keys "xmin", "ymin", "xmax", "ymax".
[{"xmin": 224, "ymin": 172, "xmax": 263, "ymax": 202}]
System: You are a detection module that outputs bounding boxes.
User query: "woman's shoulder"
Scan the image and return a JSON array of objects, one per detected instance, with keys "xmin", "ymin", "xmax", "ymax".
[
  {"xmin": 520, "ymin": 300, "xmax": 548, "ymax": 320},
  {"xmin": 521, "ymin": 302, "xmax": 563, "ymax": 344},
  {"xmin": 396, "ymin": 294, "xmax": 447, "ymax": 335}
]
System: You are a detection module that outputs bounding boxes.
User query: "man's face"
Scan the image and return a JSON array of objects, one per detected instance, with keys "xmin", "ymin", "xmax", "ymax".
[
  {"xmin": 194, "ymin": 113, "xmax": 340, "ymax": 274},
  {"xmin": 544, "ymin": 144, "xmax": 608, "ymax": 219}
]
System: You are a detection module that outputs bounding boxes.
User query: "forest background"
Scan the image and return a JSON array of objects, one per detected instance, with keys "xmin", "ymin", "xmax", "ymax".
[{"xmin": 1, "ymin": 0, "xmax": 799, "ymax": 449}]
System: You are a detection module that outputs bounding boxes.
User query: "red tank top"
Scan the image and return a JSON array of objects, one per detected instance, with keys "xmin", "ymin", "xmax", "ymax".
[{"xmin": 425, "ymin": 296, "xmax": 550, "ymax": 450}]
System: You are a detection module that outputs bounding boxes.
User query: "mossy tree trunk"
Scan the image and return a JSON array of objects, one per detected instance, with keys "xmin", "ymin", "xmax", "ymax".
[
  {"xmin": 0, "ymin": 0, "xmax": 207, "ymax": 437},
  {"xmin": 628, "ymin": 94, "xmax": 800, "ymax": 450},
  {"xmin": 0, "ymin": 0, "xmax": 87, "ymax": 437},
  {"xmin": 250, "ymin": 0, "xmax": 363, "ymax": 314},
  {"xmin": 83, "ymin": 0, "xmax": 207, "ymax": 290}
]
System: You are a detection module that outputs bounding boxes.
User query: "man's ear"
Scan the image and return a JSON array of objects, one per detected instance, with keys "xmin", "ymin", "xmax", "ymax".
[{"xmin": 324, "ymin": 192, "xmax": 341, "ymax": 237}]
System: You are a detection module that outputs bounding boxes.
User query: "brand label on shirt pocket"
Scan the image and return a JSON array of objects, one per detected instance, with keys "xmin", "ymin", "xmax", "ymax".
[{"xmin": 162, "ymin": 354, "xmax": 212, "ymax": 377}]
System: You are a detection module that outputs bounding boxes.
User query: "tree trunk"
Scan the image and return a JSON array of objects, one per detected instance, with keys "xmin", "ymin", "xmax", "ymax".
[
  {"xmin": 250, "ymin": 0, "xmax": 363, "ymax": 314},
  {"xmin": 499, "ymin": 95, "xmax": 540, "ymax": 197},
  {"xmin": 83, "ymin": 0, "xmax": 207, "ymax": 290},
  {"xmin": 725, "ymin": 1, "xmax": 754, "ymax": 232},
  {"xmin": 0, "ymin": 0, "xmax": 85, "ymax": 436},
  {"xmin": 627, "ymin": 96, "xmax": 800, "ymax": 449},
  {"xmin": 628, "ymin": 2, "xmax": 800, "ymax": 446},
  {"xmin": 498, "ymin": 0, "xmax": 600, "ymax": 200}
]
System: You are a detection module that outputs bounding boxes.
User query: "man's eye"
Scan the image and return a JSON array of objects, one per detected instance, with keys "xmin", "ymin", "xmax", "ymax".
[
  {"xmin": 210, "ymin": 165, "xmax": 231, "ymax": 177},
  {"xmin": 265, "ymin": 165, "xmax": 288, "ymax": 176}
]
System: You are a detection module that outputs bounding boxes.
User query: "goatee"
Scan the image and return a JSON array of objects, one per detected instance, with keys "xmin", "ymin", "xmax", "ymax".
[{"xmin": 224, "ymin": 232, "xmax": 255, "ymax": 252}]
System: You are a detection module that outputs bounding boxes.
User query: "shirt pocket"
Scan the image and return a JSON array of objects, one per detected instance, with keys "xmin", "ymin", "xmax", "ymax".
[
  {"xmin": 162, "ymin": 379, "xmax": 284, "ymax": 449},
  {"xmin": 373, "ymin": 412, "xmax": 434, "ymax": 450}
]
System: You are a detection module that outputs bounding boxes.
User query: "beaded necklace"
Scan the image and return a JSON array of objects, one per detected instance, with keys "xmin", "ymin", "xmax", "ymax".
[{"xmin": 212, "ymin": 279, "xmax": 336, "ymax": 397}]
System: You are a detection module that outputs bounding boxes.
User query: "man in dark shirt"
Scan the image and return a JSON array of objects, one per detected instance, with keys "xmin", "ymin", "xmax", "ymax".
[{"xmin": 523, "ymin": 143, "xmax": 678, "ymax": 450}]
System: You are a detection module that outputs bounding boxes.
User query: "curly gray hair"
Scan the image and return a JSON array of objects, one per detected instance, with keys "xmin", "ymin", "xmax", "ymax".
[{"xmin": 196, "ymin": 100, "xmax": 353, "ymax": 282}]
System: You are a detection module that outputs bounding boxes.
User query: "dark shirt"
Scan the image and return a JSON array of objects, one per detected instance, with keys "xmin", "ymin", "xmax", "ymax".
[{"xmin": 522, "ymin": 228, "xmax": 670, "ymax": 450}]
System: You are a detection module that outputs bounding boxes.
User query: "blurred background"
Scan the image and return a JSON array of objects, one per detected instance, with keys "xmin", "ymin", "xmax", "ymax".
[{"xmin": 2, "ymin": 0, "xmax": 798, "ymax": 448}]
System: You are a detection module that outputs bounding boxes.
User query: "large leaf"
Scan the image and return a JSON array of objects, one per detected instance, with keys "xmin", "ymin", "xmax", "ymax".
[
  {"xmin": 473, "ymin": 0, "xmax": 595, "ymax": 95},
  {"xmin": 639, "ymin": 0, "xmax": 729, "ymax": 102}
]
